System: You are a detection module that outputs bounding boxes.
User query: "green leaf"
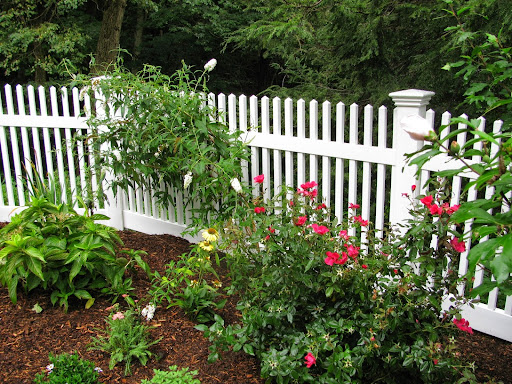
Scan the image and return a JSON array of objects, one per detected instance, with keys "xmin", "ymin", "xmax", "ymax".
[
  {"xmin": 243, "ymin": 344, "xmax": 255, "ymax": 356},
  {"xmin": 467, "ymin": 239, "xmax": 501, "ymax": 271},
  {"xmin": 32, "ymin": 303, "xmax": 43, "ymax": 313}
]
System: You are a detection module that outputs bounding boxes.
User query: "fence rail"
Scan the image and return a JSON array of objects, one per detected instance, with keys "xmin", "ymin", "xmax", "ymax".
[{"xmin": 0, "ymin": 84, "xmax": 511, "ymax": 342}]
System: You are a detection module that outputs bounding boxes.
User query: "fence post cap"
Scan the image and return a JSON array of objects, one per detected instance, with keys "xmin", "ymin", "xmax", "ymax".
[{"xmin": 389, "ymin": 89, "xmax": 436, "ymax": 107}]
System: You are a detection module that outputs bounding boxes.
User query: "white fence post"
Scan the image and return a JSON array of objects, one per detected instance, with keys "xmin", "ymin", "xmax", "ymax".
[
  {"xmin": 93, "ymin": 84, "xmax": 125, "ymax": 230},
  {"xmin": 388, "ymin": 89, "xmax": 435, "ymax": 227}
]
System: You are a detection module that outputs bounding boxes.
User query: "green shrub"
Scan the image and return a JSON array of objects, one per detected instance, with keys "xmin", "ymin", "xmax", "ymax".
[
  {"xmin": 198, "ymin": 182, "xmax": 474, "ymax": 383},
  {"xmin": 141, "ymin": 365, "xmax": 201, "ymax": 384},
  {"xmin": 33, "ymin": 352, "xmax": 101, "ymax": 384},
  {"xmin": 0, "ymin": 195, "xmax": 150, "ymax": 312}
]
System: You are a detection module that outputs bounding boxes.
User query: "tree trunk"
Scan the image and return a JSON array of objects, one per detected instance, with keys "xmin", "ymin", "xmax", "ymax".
[
  {"xmin": 133, "ymin": 6, "xmax": 146, "ymax": 62},
  {"xmin": 33, "ymin": 41, "xmax": 47, "ymax": 84},
  {"xmin": 91, "ymin": 0, "xmax": 127, "ymax": 74}
]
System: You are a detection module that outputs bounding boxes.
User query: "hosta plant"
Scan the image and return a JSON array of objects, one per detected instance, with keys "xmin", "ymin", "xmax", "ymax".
[
  {"xmin": 0, "ymin": 195, "xmax": 150, "ymax": 312},
  {"xmin": 198, "ymin": 181, "xmax": 475, "ymax": 383}
]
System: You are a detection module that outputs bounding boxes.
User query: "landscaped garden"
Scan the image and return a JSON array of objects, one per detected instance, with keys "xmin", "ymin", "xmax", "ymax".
[{"xmin": 0, "ymin": 220, "xmax": 511, "ymax": 384}]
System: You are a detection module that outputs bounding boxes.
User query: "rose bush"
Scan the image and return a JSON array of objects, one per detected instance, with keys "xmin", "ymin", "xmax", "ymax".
[{"xmin": 197, "ymin": 179, "xmax": 475, "ymax": 383}]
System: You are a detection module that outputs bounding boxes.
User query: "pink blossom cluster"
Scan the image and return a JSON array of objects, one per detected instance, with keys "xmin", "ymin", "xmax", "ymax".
[
  {"xmin": 420, "ymin": 195, "xmax": 460, "ymax": 216},
  {"xmin": 297, "ymin": 181, "xmax": 318, "ymax": 199}
]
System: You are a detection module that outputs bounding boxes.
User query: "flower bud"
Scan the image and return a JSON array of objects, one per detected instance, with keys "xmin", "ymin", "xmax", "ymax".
[{"xmin": 449, "ymin": 141, "xmax": 460, "ymax": 155}]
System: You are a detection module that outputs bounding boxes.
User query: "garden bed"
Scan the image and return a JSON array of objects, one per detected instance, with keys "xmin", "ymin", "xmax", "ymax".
[{"xmin": 0, "ymin": 225, "xmax": 510, "ymax": 383}]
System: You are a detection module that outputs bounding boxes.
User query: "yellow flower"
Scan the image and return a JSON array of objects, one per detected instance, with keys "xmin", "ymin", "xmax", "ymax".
[
  {"xmin": 199, "ymin": 241, "xmax": 214, "ymax": 252},
  {"xmin": 202, "ymin": 228, "xmax": 219, "ymax": 242}
]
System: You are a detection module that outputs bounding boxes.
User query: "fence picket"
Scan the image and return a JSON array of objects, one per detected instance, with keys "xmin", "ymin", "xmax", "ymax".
[
  {"xmin": 272, "ymin": 97, "xmax": 283, "ymax": 203},
  {"xmin": 322, "ymin": 101, "xmax": 332, "ymax": 207},
  {"xmin": 375, "ymin": 106, "xmax": 388, "ymax": 236},
  {"xmin": 16, "ymin": 86, "xmax": 34, "ymax": 198},
  {"xmin": 28, "ymin": 86, "xmax": 44, "ymax": 183},
  {"xmin": 334, "ymin": 102, "xmax": 345, "ymax": 224},
  {"xmin": 348, "ymin": 103, "xmax": 359, "ymax": 235}
]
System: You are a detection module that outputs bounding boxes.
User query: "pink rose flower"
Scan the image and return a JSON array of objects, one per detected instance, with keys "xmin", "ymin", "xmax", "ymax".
[
  {"xmin": 349, "ymin": 203, "xmax": 360, "ymax": 209},
  {"xmin": 339, "ymin": 230, "xmax": 349, "ymax": 241},
  {"xmin": 254, "ymin": 174, "xmax": 264, "ymax": 183},
  {"xmin": 453, "ymin": 318, "xmax": 473, "ymax": 334},
  {"xmin": 304, "ymin": 352, "xmax": 316, "ymax": 368},
  {"xmin": 450, "ymin": 237, "xmax": 466, "ymax": 253},
  {"xmin": 254, "ymin": 207, "xmax": 265, "ymax": 214},
  {"xmin": 420, "ymin": 195, "xmax": 434, "ymax": 207},
  {"xmin": 301, "ymin": 181, "xmax": 318, "ymax": 190},
  {"xmin": 295, "ymin": 216, "xmax": 307, "ymax": 226},
  {"xmin": 312, "ymin": 223, "xmax": 329, "ymax": 235}
]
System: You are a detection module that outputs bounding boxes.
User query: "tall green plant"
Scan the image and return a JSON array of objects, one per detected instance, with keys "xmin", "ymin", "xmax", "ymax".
[
  {"xmin": 405, "ymin": 0, "xmax": 512, "ymax": 297},
  {"xmin": 76, "ymin": 60, "xmax": 250, "ymax": 234}
]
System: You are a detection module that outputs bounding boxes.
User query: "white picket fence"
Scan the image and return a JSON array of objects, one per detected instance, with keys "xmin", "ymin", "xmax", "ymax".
[{"xmin": 0, "ymin": 84, "xmax": 511, "ymax": 342}]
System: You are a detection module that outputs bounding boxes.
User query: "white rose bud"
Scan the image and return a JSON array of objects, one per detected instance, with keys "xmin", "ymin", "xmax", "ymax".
[
  {"xmin": 231, "ymin": 178, "xmax": 243, "ymax": 193},
  {"xmin": 401, "ymin": 115, "xmax": 436, "ymax": 141}
]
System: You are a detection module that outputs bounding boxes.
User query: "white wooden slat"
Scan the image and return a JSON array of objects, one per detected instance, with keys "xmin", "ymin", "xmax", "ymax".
[
  {"xmin": 27, "ymin": 86, "xmax": 44, "ymax": 179},
  {"xmin": 238, "ymin": 95, "xmax": 249, "ymax": 184},
  {"xmin": 261, "ymin": 96, "xmax": 271, "ymax": 201},
  {"xmin": 16, "ymin": 85, "xmax": 34, "ymax": 197},
  {"xmin": 6, "ymin": 85, "xmax": 25, "ymax": 205},
  {"xmin": 50, "ymin": 87, "xmax": 67, "ymax": 203},
  {"xmin": 375, "ymin": 106, "xmax": 387, "ymax": 236},
  {"xmin": 309, "ymin": 100, "xmax": 319, "ymax": 185},
  {"xmin": 62, "ymin": 87, "xmax": 78, "ymax": 206},
  {"xmin": 284, "ymin": 98, "xmax": 294, "ymax": 196},
  {"xmin": 250, "ymin": 95, "xmax": 259, "ymax": 197},
  {"xmin": 321, "ymin": 101, "xmax": 331, "ymax": 206},
  {"xmin": 348, "ymin": 103, "xmax": 358, "ymax": 234},
  {"xmin": 0, "ymin": 85, "xmax": 15, "ymax": 206},
  {"xmin": 297, "ymin": 99, "xmax": 306, "ymax": 188},
  {"xmin": 361, "ymin": 105, "xmax": 373, "ymax": 230},
  {"xmin": 334, "ymin": 102, "xmax": 345, "ymax": 224},
  {"xmin": 228, "ymin": 94, "xmax": 237, "ymax": 134},
  {"xmin": 38, "ymin": 86, "xmax": 56, "ymax": 192},
  {"xmin": 272, "ymin": 97, "xmax": 283, "ymax": 201},
  {"xmin": 0, "ymin": 87, "xmax": 4, "ymax": 205}
]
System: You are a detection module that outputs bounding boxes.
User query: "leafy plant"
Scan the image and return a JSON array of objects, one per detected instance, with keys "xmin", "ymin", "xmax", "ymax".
[
  {"xmin": 197, "ymin": 181, "xmax": 474, "ymax": 383},
  {"xmin": 150, "ymin": 229, "xmax": 226, "ymax": 323},
  {"xmin": 0, "ymin": 194, "xmax": 150, "ymax": 312},
  {"xmin": 89, "ymin": 307, "xmax": 161, "ymax": 376},
  {"xmin": 405, "ymin": 0, "xmax": 512, "ymax": 297},
  {"xmin": 75, "ymin": 61, "xmax": 251, "ymax": 234},
  {"xmin": 33, "ymin": 352, "xmax": 101, "ymax": 384},
  {"xmin": 141, "ymin": 365, "xmax": 201, "ymax": 384}
]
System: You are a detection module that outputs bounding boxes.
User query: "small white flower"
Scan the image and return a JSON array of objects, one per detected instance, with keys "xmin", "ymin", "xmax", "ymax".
[
  {"xmin": 141, "ymin": 304, "xmax": 156, "ymax": 321},
  {"xmin": 46, "ymin": 364, "xmax": 54, "ymax": 373},
  {"xmin": 184, "ymin": 172, "xmax": 193, "ymax": 189},
  {"xmin": 231, "ymin": 178, "xmax": 242, "ymax": 193},
  {"xmin": 401, "ymin": 115, "xmax": 435, "ymax": 141},
  {"xmin": 204, "ymin": 58, "xmax": 217, "ymax": 72},
  {"xmin": 94, "ymin": 367, "xmax": 103, "ymax": 373}
]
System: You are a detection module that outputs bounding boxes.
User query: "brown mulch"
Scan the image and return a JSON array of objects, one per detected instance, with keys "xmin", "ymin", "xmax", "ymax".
[{"xmin": 0, "ymin": 224, "xmax": 511, "ymax": 384}]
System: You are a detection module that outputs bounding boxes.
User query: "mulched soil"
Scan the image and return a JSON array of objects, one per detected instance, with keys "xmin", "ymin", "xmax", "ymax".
[{"xmin": 0, "ymin": 224, "xmax": 511, "ymax": 384}]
